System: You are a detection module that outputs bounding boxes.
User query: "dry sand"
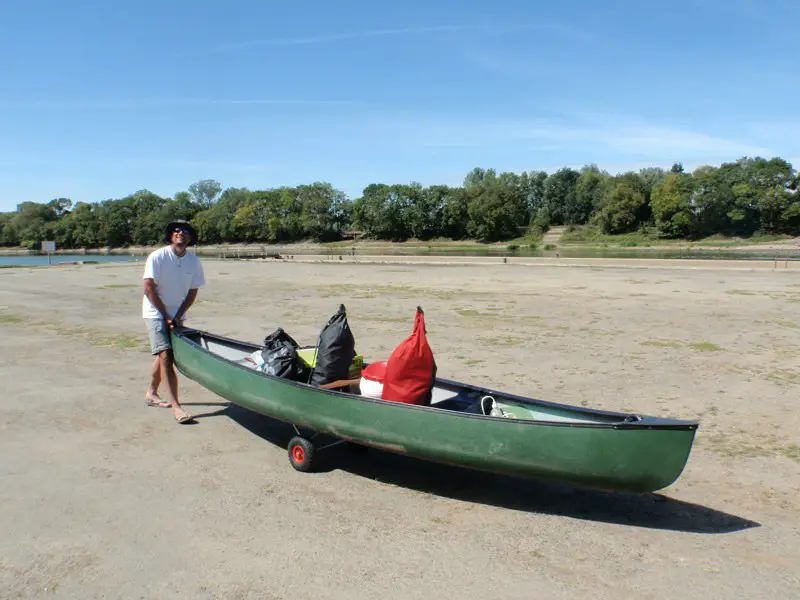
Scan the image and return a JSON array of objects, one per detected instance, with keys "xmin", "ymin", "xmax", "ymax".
[{"xmin": 1, "ymin": 257, "xmax": 799, "ymax": 599}]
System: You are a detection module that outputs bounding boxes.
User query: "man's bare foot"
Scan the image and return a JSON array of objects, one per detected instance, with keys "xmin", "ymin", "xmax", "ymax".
[
  {"xmin": 145, "ymin": 391, "xmax": 170, "ymax": 408},
  {"xmin": 173, "ymin": 407, "xmax": 193, "ymax": 424}
]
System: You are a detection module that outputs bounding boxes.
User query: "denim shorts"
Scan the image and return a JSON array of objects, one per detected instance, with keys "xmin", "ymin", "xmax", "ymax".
[{"xmin": 145, "ymin": 318, "xmax": 171, "ymax": 355}]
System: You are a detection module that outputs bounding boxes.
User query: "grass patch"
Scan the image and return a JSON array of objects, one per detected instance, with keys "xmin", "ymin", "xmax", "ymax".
[
  {"xmin": 456, "ymin": 309, "xmax": 498, "ymax": 318},
  {"xmin": 475, "ymin": 335, "xmax": 526, "ymax": 347},
  {"xmin": 429, "ymin": 290, "xmax": 458, "ymax": 300},
  {"xmin": 703, "ymin": 433, "xmax": 773, "ymax": 458},
  {"xmin": 89, "ymin": 333, "xmax": 146, "ymax": 351},
  {"xmin": 642, "ymin": 340, "xmax": 685, "ymax": 349},
  {"xmin": 97, "ymin": 284, "xmax": 139, "ymax": 289},
  {"xmin": 642, "ymin": 339, "xmax": 724, "ymax": 352},
  {"xmin": 317, "ymin": 284, "xmax": 380, "ymax": 299},
  {"xmin": 690, "ymin": 342, "xmax": 723, "ymax": 352},
  {"xmin": 694, "ymin": 233, "xmax": 790, "ymax": 246},
  {"xmin": 726, "ymin": 289, "xmax": 757, "ymax": 296},
  {"xmin": 0, "ymin": 311, "xmax": 24, "ymax": 324},
  {"xmin": 559, "ymin": 227, "xmax": 792, "ymax": 248},
  {"xmin": 781, "ymin": 444, "xmax": 800, "ymax": 462},
  {"xmin": 559, "ymin": 226, "xmax": 658, "ymax": 247},
  {"xmin": 358, "ymin": 315, "xmax": 415, "ymax": 324},
  {"xmin": 1, "ymin": 312, "xmax": 147, "ymax": 352},
  {"xmin": 704, "ymin": 434, "xmax": 800, "ymax": 462},
  {"xmin": 464, "ymin": 359, "xmax": 484, "ymax": 366},
  {"xmin": 770, "ymin": 319, "xmax": 799, "ymax": 329},
  {"xmin": 766, "ymin": 369, "xmax": 800, "ymax": 385}
]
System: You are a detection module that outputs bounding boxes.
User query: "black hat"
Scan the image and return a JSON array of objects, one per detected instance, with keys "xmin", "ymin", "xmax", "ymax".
[{"xmin": 164, "ymin": 220, "xmax": 197, "ymax": 244}]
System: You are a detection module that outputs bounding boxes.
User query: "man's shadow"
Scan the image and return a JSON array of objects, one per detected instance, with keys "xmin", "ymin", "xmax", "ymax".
[{"xmin": 193, "ymin": 403, "xmax": 761, "ymax": 535}]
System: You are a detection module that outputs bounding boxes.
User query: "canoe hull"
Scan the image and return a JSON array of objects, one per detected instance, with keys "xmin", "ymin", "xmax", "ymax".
[{"xmin": 172, "ymin": 328, "xmax": 697, "ymax": 493}]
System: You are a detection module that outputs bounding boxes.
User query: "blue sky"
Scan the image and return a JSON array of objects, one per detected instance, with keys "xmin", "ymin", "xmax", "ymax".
[{"xmin": 1, "ymin": 0, "xmax": 798, "ymax": 211}]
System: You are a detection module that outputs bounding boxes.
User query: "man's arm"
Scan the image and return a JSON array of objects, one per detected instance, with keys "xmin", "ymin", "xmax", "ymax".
[
  {"xmin": 173, "ymin": 288, "xmax": 199, "ymax": 326},
  {"xmin": 143, "ymin": 278, "xmax": 171, "ymax": 323}
]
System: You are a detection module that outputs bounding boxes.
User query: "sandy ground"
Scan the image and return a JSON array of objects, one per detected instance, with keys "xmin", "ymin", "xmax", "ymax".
[{"xmin": 1, "ymin": 257, "xmax": 799, "ymax": 599}]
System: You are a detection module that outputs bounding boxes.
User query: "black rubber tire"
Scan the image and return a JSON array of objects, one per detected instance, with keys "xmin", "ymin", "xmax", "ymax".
[{"xmin": 288, "ymin": 436, "xmax": 315, "ymax": 472}]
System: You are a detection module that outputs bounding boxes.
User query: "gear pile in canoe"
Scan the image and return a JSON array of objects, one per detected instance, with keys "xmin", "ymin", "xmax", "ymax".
[{"xmin": 171, "ymin": 304, "xmax": 698, "ymax": 493}]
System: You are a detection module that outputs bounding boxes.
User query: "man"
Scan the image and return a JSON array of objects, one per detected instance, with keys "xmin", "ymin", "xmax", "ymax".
[{"xmin": 142, "ymin": 220, "xmax": 206, "ymax": 424}]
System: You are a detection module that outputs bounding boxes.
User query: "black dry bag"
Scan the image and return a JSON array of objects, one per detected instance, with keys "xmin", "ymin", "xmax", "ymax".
[
  {"xmin": 310, "ymin": 304, "xmax": 356, "ymax": 386},
  {"xmin": 260, "ymin": 328, "xmax": 311, "ymax": 381}
]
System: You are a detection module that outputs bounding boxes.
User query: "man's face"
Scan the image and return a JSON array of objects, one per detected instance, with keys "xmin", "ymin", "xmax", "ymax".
[{"xmin": 170, "ymin": 227, "xmax": 191, "ymax": 246}]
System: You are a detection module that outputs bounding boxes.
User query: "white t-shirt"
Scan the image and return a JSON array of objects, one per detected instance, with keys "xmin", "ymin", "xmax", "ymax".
[{"xmin": 141, "ymin": 246, "xmax": 206, "ymax": 319}]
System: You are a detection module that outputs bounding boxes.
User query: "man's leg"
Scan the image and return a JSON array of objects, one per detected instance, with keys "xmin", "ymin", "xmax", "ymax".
[
  {"xmin": 145, "ymin": 356, "xmax": 169, "ymax": 406},
  {"xmin": 159, "ymin": 350, "xmax": 191, "ymax": 422},
  {"xmin": 145, "ymin": 318, "xmax": 172, "ymax": 408}
]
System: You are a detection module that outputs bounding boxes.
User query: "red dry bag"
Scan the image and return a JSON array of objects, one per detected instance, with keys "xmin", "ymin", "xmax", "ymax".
[{"xmin": 381, "ymin": 307, "xmax": 437, "ymax": 405}]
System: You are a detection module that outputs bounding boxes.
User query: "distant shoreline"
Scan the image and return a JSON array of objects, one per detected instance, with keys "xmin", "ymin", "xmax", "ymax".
[{"xmin": 1, "ymin": 236, "xmax": 799, "ymax": 258}]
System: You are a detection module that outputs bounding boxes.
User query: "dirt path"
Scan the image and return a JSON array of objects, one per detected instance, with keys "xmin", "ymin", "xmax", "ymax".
[
  {"xmin": 541, "ymin": 226, "xmax": 567, "ymax": 246},
  {"xmin": 1, "ymin": 260, "xmax": 799, "ymax": 599}
]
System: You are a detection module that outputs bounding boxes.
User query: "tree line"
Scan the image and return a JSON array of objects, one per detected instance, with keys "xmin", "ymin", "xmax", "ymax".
[{"xmin": 1, "ymin": 157, "xmax": 798, "ymax": 250}]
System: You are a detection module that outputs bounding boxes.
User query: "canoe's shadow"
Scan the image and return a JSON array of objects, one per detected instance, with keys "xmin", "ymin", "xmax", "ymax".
[{"xmin": 224, "ymin": 405, "xmax": 760, "ymax": 535}]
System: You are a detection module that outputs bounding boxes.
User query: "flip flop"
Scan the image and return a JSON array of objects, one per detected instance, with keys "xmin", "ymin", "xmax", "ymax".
[
  {"xmin": 145, "ymin": 394, "xmax": 171, "ymax": 408},
  {"xmin": 175, "ymin": 411, "xmax": 193, "ymax": 424}
]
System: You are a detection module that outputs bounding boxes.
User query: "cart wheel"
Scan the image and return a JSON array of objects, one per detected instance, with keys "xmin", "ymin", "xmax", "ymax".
[{"xmin": 288, "ymin": 436, "xmax": 315, "ymax": 472}]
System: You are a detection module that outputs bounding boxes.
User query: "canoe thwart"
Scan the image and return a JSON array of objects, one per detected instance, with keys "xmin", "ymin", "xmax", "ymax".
[{"xmin": 319, "ymin": 378, "xmax": 362, "ymax": 390}]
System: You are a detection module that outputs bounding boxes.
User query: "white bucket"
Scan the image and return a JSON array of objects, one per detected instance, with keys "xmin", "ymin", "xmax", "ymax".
[{"xmin": 360, "ymin": 377, "xmax": 384, "ymax": 399}]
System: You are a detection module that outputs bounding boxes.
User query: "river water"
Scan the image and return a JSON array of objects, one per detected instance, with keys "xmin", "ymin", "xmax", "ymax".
[{"xmin": 0, "ymin": 254, "xmax": 143, "ymax": 267}]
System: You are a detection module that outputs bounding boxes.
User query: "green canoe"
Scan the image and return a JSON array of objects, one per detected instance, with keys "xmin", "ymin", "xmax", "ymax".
[{"xmin": 171, "ymin": 327, "xmax": 698, "ymax": 493}]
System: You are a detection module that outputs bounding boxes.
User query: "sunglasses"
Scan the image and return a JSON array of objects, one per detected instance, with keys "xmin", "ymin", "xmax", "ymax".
[{"xmin": 172, "ymin": 227, "xmax": 191, "ymax": 235}]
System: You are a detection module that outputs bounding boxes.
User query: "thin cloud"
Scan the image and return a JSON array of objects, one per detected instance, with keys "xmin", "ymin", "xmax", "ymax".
[
  {"xmin": 358, "ymin": 112, "xmax": 772, "ymax": 159},
  {"xmin": 217, "ymin": 25, "xmax": 466, "ymax": 50},
  {"xmin": 130, "ymin": 159, "xmax": 273, "ymax": 172},
  {"xmin": 0, "ymin": 98, "xmax": 364, "ymax": 110},
  {"xmin": 214, "ymin": 22, "xmax": 589, "ymax": 51},
  {"xmin": 745, "ymin": 121, "xmax": 800, "ymax": 140}
]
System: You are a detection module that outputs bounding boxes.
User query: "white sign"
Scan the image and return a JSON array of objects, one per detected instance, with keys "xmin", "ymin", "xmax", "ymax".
[{"xmin": 41, "ymin": 241, "xmax": 56, "ymax": 253}]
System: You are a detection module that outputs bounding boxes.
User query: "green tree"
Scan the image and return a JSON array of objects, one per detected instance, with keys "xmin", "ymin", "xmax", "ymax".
[
  {"xmin": 466, "ymin": 180, "xmax": 526, "ymax": 242},
  {"xmin": 296, "ymin": 182, "xmax": 347, "ymax": 241},
  {"xmin": 188, "ymin": 179, "xmax": 222, "ymax": 208},
  {"xmin": 521, "ymin": 170, "xmax": 548, "ymax": 218},
  {"xmin": 0, "ymin": 212, "xmax": 19, "ymax": 246},
  {"xmin": 542, "ymin": 168, "xmax": 580, "ymax": 225},
  {"xmin": 353, "ymin": 184, "xmax": 408, "ymax": 240},
  {"xmin": 651, "ymin": 172, "xmax": 695, "ymax": 237},
  {"xmin": 66, "ymin": 202, "xmax": 101, "ymax": 247},
  {"xmin": 596, "ymin": 179, "xmax": 648, "ymax": 234},
  {"xmin": 438, "ymin": 187, "xmax": 469, "ymax": 239},
  {"xmin": 573, "ymin": 165, "xmax": 608, "ymax": 224}
]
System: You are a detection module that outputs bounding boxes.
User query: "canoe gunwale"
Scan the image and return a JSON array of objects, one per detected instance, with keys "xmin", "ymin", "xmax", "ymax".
[{"xmin": 173, "ymin": 327, "xmax": 698, "ymax": 432}]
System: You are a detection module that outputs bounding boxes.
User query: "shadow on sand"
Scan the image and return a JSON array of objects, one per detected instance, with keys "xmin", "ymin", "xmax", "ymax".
[{"xmin": 218, "ymin": 405, "xmax": 759, "ymax": 534}]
